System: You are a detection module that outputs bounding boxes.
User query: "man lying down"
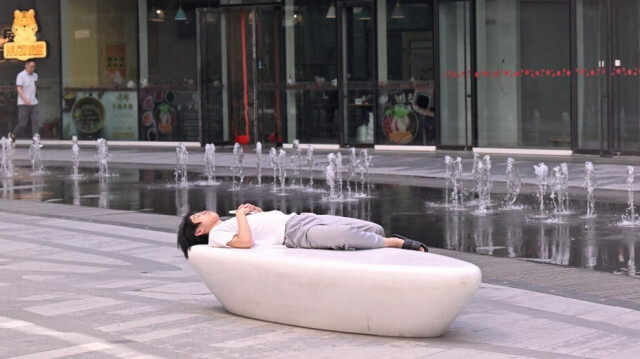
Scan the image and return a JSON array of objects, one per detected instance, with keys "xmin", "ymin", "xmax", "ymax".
[{"xmin": 177, "ymin": 203, "xmax": 427, "ymax": 259}]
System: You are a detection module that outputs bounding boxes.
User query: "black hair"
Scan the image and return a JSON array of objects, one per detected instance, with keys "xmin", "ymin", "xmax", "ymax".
[{"xmin": 177, "ymin": 211, "xmax": 210, "ymax": 259}]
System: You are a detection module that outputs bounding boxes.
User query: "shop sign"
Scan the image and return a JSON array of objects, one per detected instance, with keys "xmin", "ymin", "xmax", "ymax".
[{"xmin": 3, "ymin": 9, "xmax": 47, "ymax": 61}]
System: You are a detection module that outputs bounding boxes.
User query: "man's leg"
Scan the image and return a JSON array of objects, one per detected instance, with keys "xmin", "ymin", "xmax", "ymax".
[
  {"xmin": 305, "ymin": 224, "xmax": 384, "ymax": 249},
  {"xmin": 29, "ymin": 105, "xmax": 39, "ymax": 137},
  {"xmin": 12, "ymin": 105, "xmax": 29, "ymax": 137},
  {"xmin": 314, "ymin": 215, "xmax": 386, "ymax": 236},
  {"xmin": 284, "ymin": 213, "xmax": 385, "ymax": 249}
]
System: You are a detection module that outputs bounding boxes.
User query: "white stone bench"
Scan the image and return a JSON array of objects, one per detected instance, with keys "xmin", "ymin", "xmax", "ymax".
[{"xmin": 189, "ymin": 245, "xmax": 481, "ymax": 337}]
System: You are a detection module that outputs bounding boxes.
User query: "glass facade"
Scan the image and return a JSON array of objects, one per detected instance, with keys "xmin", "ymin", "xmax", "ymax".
[
  {"xmin": 61, "ymin": 0, "xmax": 139, "ymax": 141},
  {"xmin": 1, "ymin": 0, "xmax": 639, "ymax": 154},
  {"xmin": 475, "ymin": 0, "xmax": 571, "ymax": 149},
  {"xmin": 378, "ymin": 0, "xmax": 435, "ymax": 146}
]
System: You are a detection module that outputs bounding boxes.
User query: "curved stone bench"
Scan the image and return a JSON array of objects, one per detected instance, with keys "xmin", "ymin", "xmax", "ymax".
[{"xmin": 189, "ymin": 245, "xmax": 481, "ymax": 337}]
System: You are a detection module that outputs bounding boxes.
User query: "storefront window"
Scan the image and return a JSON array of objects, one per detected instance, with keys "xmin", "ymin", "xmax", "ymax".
[
  {"xmin": 0, "ymin": 1, "xmax": 60, "ymax": 140},
  {"xmin": 284, "ymin": 0, "xmax": 338, "ymax": 143},
  {"xmin": 576, "ymin": 0, "xmax": 605, "ymax": 151},
  {"xmin": 141, "ymin": 0, "xmax": 201, "ymax": 142},
  {"xmin": 476, "ymin": 0, "xmax": 571, "ymax": 148},
  {"xmin": 61, "ymin": 0, "xmax": 138, "ymax": 141},
  {"xmin": 378, "ymin": 0, "xmax": 434, "ymax": 146}
]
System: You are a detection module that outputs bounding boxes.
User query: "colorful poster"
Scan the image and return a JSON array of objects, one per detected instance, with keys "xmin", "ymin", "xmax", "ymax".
[
  {"xmin": 62, "ymin": 90, "xmax": 138, "ymax": 140},
  {"xmin": 105, "ymin": 44, "xmax": 126, "ymax": 78}
]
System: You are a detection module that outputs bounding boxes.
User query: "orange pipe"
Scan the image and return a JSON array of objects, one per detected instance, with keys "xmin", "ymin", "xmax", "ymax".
[
  {"xmin": 241, "ymin": 10, "xmax": 250, "ymax": 140},
  {"xmin": 274, "ymin": 15, "xmax": 280, "ymax": 141}
]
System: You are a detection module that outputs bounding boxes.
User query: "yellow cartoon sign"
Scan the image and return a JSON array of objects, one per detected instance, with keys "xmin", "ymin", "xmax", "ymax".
[{"xmin": 3, "ymin": 9, "xmax": 47, "ymax": 61}]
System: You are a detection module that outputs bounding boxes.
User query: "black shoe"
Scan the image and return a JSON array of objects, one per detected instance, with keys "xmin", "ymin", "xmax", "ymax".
[{"xmin": 393, "ymin": 234, "xmax": 428, "ymax": 252}]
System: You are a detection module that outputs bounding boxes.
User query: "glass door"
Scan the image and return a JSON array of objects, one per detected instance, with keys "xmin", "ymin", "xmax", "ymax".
[
  {"xmin": 197, "ymin": 8, "xmax": 226, "ymax": 144},
  {"xmin": 437, "ymin": 0, "xmax": 472, "ymax": 148},
  {"xmin": 338, "ymin": 1, "xmax": 376, "ymax": 145},
  {"xmin": 576, "ymin": 0, "xmax": 608, "ymax": 152},
  {"xmin": 577, "ymin": 0, "xmax": 640, "ymax": 154},
  {"xmin": 197, "ymin": 6, "xmax": 282, "ymax": 146},
  {"xmin": 610, "ymin": 0, "xmax": 640, "ymax": 153}
]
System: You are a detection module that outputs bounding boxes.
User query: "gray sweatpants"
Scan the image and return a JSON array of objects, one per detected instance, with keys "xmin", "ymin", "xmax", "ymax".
[
  {"xmin": 283, "ymin": 213, "xmax": 385, "ymax": 250},
  {"xmin": 14, "ymin": 105, "xmax": 39, "ymax": 137}
]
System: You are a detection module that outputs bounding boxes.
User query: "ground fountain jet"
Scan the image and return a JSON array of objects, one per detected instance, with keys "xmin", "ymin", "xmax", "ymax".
[
  {"xmin": 204, "ymin": 143, "xmax": 216, "ymax": 184},
  {"xmin": 472, "ymin": 153, "xmax": 481, "ymax": 200},
  {"xmin": 277, "ymin": 148, "xmax": 287, "ymax": 194},
  {"xmin": 533, "ymin": 162, "xmax": 549, "ymax": 217},
  {"xmin": 231, "ymin": 142, "xmax": 244, "ymax": 190},
  {"xmin": 255, "ymin": 142, "xmax": 262, "ymax": 186},
  {"xmin": 550, "ymin": 165, "xmax": 563, "ymax": 218},
  {"xmin": 474, "ymin": 155, "xmax": 493, "ymax": 213},
  {"xmin": 30, "ymin": 134, "xmax": 46, "ymax": 175},
  {"xmin": 444, "ymin": 156, "xmax": 453, "ymax": 207},
  {"xmin": 95, "ymin": 138, "xmax": 111, "ymax": 177},
  {"xmin": 70, "ymin": 135, "xmax": 82, "ymax": 179},
  {"xmin": 358, "ymin": 149, "xmax": 372, "ymax": 197},
  {"xmin": 560, "ymin": 163, "xmax": 570, "ymax": 213},
  {"xmin": 583, "ymin": 161, "xmax": 597, "ymax": 217},
  {"xmin": 504, "ymin": 157, "xmax": 521, "ymax": 208},
  {"xmin": 269, "ymin": 147, "xmax": 278, "ymax": 192},
  {"xmin": 174, "ymin": 143, "xmax": 189, "ymax": 188},
  {"xmin": 292, "ymin": 139, "xmax": 302, "ymax": 187},
  {"xmin": 347, "ymin": 147, "xmax": 357, "ymax": 198},
  {"xmin": 450, "ymin": 157, "xmax": 464, "ymax": 210},
  {"xmin": 325, "ymin": 153, "xmax": 337, "ymax": 200},
  {"xmin": 336, "ymin": 152, "xmax": 344, "ymax": 199},
  {"xmin": 1, "ymin": 136, "xmax": 15, "ymax": 178},
  {"xmin": 306, "ymin": 145, "xmax": 314, "ymax": 188},
  {"xmin": 622, "ymin": 166, "xmax": 638, "ymax": 225}
]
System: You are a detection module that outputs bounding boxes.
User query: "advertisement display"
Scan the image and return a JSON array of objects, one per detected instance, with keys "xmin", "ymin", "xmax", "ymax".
[
  {"xmin": 378, "ymin": 83, "xmax": 435, "ymax": 145},
  {"xmin": 138, "ymin": 88, "xmax": 198, "ymax": 142},
  {"xmin": 62, "ymin": 90, "xmax": 138, "ymax": 140}
]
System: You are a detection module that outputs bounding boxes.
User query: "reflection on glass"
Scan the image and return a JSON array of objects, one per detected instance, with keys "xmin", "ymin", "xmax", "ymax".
[
  {"xmin": 342, "ymin": 4, "xmax": 375, "ymax": 145},
  {"xmin": 611, "ymin": 1, "xmax": 640, "ymax": 152},
  {"xmin": 576, "ymin": 0, "xmax": 606, "ymax": 151},
  {"xmin": 378, "ymin": 1, "xmax": 435, "ymax": 146},
  {"xmin": 439, "ymin": 0, "xmax": 471, "ymax": 147},
  {"xmin": 286, "ymin": 1, "xmax": 338, "ymax": 143},
  {"xmin": 475, "ymin": 0, "xmax": 571, "ymax": 148}
]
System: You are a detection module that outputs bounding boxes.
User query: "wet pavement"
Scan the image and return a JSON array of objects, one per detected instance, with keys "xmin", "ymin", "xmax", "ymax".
[{"xmin": 1, "ymin": 141, "xmax": 640, "ymax": 358}]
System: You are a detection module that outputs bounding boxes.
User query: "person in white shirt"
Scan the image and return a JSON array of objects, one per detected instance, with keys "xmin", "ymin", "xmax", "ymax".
[
  {"xmin": 177, "ymin": 203, "xmax": 427, "ymax": 259},
  {"xmin": 9, "ymin": 59, "xmax": 39, "ymax": 142}
]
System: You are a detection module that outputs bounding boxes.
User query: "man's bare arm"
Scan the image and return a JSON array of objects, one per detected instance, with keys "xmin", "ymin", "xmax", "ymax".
[
  {"xmin": 226, "ymin": 204, "xmax": 256, "ymax": 248},
  {"xmin": 16, "ymin": 86, "xmax": 30, "ymax": 105}
]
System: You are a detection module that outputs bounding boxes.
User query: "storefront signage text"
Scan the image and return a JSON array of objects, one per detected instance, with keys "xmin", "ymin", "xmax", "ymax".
[{"xmin": 3, "ymin": 9, "xmax": 47, "ymax": 61}]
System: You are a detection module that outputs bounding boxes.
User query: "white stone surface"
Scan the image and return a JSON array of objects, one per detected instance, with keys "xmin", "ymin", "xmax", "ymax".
[{"xmin": 189, "ymin": 245, "xmax": 482, "ymax": 337}]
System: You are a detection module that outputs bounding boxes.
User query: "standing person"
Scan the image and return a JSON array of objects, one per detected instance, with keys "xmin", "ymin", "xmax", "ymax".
[
  {"xmin": 177, "ymin": 203, "xmax": 427, "ymax": 259},
  {"xmin": 8, "ymin": 59, "xmax": 39, "ymax": 142}
]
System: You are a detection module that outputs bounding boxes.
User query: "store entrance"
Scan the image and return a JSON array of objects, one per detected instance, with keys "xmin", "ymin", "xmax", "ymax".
[
  {"xmin": 436, "ymin": 0, "xmax": 473, "ymax": 149},
  {"xmin": 197, "ymin": 6, "xmax": 282, "ymax": 146},
  {"xmin": 576, "ymin": 0, "xmax": 640, "ymax": 154},
  {"xmin": 337, "ymin": 1, "xmax": 376, "ymax": 146}
]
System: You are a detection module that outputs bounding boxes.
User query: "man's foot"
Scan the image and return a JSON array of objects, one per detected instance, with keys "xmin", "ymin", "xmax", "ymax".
[
  {"xmin": 8, "ymin": 132, "xmax": 15, "ymax": 143},
  {"xmin": 393, "ymin": 234, "xmax": 428, "ymax": 252}
]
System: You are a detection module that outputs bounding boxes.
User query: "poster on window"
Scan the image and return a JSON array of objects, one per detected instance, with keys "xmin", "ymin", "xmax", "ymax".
[
  {"xmin": 105, "ymin": 44, "xmax": 126, "ymax": 80},
  {"xmin": 62, "ymin": 90, "xmax": 138, "ymax": 140}
]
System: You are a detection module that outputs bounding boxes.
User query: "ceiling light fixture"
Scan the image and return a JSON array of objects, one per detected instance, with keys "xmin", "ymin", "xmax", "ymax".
[
  {"xmin": 175, "ymin": 1, "xmax": 187, "ymax": 21},
  {"xmin": 326, "ymin": 1, "xmax": 336, "ymax": 19},
  {"xmin": 391, "ymin": 0, "xmax": 407, "ymax": 19}
]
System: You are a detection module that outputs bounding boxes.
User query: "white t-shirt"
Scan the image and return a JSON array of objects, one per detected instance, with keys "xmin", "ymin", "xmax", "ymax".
[
  {"xmin": 16, "ymin": 70, "xmax": 38, "ymax": 105},
  {"xmin": 208, "ymin": 210, "xmax": 297, "ymax": 248}
]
